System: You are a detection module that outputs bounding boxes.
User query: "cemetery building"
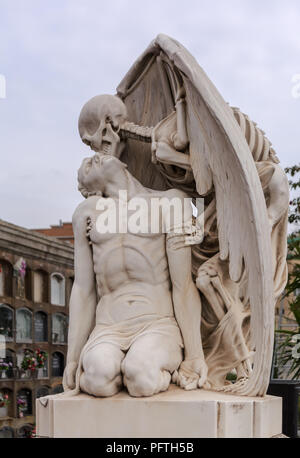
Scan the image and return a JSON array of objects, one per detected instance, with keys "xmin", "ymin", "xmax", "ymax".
[{"xmin": 0, "ymin": 219, "xmax": 73, "ymax": 438}]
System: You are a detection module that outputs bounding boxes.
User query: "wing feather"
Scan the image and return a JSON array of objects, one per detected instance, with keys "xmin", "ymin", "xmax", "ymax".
[
  {"xmin": 155, "ymin": 35, "xmax": 275, "ymax": 396},
  {"xmin": 118, "ymin": 34, "xmax": 275, "ymax": 396}
]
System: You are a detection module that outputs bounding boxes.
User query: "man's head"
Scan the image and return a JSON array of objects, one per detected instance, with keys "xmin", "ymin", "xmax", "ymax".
[
  {"xmin": 78, "ymin": 94, "xmax": 127, "ymax": 158},
  {"xmin": 77, "ymin": 153, "xmax": 127, "ymax": 198}
]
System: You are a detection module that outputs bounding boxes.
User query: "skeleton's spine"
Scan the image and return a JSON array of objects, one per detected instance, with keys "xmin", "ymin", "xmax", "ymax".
[{"xmin": 120, "ymin": 121, "xmax": 153, "ymax": 143}]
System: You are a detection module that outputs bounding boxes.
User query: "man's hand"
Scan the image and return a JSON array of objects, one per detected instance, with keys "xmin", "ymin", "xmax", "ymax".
[
  {"xmin": 63, "ymin": 361, "xmax": 78, "ymax": 391},
  {"xmin": 172, "ymin": 357, "xmax": 209, "ymax": 390}
]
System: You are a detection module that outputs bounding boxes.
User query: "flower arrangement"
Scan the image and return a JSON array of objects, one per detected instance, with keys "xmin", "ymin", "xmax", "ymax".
[
  {"xmin": 21, "ymin": 349, "xmax": 47, "ymax": 372},
  {"xmin": 14, "ymin": 258, "xmax": 26, "ymax": 279},
  {"xmin": 19, "ymin": 260, "xmax": 26, "ymax": 278},
  {"xmin": 21, "ymin": 351, "xmax": 37, "ymax": 372},
  {"xmin": 28, "ymin": 426, "xmax": 36, "ymax": 439},
  {"xmin": 35, "ymin": 349, "xmax": 47, "ymax": 369},
  {"xmin": 17, "ymin": 398, "xmax": 27, "ymax": 418},
  {"xmin": 0, "ymin": 359, "xmax": 13, "ymax": 372},
  {"xmin": 0, "ymin": 393, "xmax": 10, "ymax": 408}
]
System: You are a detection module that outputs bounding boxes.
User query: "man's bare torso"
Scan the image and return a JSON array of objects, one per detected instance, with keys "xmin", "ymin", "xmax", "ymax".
[{"xmin": 83, "ymin": 192, "xmax": 176, "ymax": 325}]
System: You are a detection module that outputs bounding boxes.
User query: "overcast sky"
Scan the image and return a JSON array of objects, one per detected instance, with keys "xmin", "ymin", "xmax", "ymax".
[{"xmin": 0, "ymin": 0, "xmax": 299, "ymax": 228}]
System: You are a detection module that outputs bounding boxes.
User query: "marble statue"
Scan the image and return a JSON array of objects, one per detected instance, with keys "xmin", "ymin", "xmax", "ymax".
[
  {"xmin": 63, "ymin": 34, "xmax": 289, "ymax": 399},
  {"xmin": 64, "ymin": 153, "xmax": 208, "ymax": 397}
]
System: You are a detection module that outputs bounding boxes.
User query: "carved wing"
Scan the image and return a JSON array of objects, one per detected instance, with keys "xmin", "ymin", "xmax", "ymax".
[{"xmin": 117, "ymin": 34, "xmax": 275, "ymax": 396}]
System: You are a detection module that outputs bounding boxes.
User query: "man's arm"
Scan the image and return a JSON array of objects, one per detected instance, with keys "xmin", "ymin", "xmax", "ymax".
[
  {"xmin": 165, "ymin": 192, "xmax": 208, "ymax": 389},
  {"xmin": 63, "ymin": 201, "xmax": 97, "ymax": 390}
]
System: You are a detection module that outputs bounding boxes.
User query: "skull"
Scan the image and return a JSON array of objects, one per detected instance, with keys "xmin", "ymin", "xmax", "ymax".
[{"xmin": 78, "ymin": 94, "xmax": 128, "ymax": 158}]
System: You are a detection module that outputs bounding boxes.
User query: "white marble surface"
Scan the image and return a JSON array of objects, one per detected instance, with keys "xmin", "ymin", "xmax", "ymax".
[
  {"xmin": 36, "ymin": 385, "xmax": 282, "ymax": 438},
  {"xmin": 64, "ymin": 34, "xmax": 289, "ymax": 401}
]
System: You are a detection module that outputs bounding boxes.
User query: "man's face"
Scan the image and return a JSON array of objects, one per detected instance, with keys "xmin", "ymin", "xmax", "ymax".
[{"xmin": 78, "ymin": 153, "xmax": 123, "ymax": 194}]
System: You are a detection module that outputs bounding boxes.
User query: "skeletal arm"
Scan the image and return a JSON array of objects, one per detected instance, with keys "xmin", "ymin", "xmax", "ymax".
[
  {"xmin": 151, "ymin": 88, "xmax": 191, "ymax": 170},
  {"xmin": 172, "ymin": 86, "xmax": 189, "ymax": 151},
  {"xmin": 165, "ymin": 194, "xmax": 207, "ymax": 389}
]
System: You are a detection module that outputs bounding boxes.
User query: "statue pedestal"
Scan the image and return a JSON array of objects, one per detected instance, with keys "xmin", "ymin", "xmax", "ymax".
[{"xmin": 36, "ymin": 384, "xmax": 282, "ymax": 438}]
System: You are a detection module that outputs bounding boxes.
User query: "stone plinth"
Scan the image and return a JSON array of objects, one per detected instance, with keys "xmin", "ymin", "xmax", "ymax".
[{"xmin": 36, "ymin": 385, "xmax": 282, "ymax": 438}]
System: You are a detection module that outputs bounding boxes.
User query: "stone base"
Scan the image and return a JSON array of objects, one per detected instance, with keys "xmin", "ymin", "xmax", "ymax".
[{"xmin": 36, "ymin": 385, "xmax": 282, "ymax": 438}]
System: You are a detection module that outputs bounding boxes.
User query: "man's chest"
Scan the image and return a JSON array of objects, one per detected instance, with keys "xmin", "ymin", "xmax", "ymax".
[{"xmin": 86, "ymin": 200, "xmax": 165, "ymax": 245}]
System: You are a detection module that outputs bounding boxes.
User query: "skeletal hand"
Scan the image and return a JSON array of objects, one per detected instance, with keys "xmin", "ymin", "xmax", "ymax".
[{"xmin": 172, "ymin": 357, "xmax": 209, "ymax": 390}]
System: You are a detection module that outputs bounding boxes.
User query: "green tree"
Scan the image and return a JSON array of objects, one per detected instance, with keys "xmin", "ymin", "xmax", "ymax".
[{"xmin": 276, "ymin": 164, "xmax": 300, "ymax": 379}]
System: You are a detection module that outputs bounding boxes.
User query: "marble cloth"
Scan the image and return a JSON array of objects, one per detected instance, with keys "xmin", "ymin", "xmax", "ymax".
[{"xmin": 64, "ymin": 314, "xmax": 184, "ymax": 396}]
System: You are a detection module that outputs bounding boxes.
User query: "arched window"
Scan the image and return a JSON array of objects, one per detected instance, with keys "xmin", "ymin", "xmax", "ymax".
[
  {"xmin": 0, "ymin": 260, "xmax": 13, "ymax": 297},
  {"xmin": 0, "ymin": 388, "xmax": 13, "ymax": 418},
  {"xmin": 50, "ymin": 273, "xmax": 65, "ymax": 306},
  {"xmin": 0, "ymin": 348, "xmax": 14, "ymax": 379},
  {"xmin": 52, "ymin": 313, "xmax": 68, "ymax": 344},
  {"xmin": 34, "ymin": 311, "xmax": 48, "ymax": 342},
  {"xmin": 36, "ymin": 386, "xmax": 50, "ymax": 398},
  {"xmin": 36, "ymin": 351, "xmax": 48, "ymax": 379},
  {"xmin": 51, "ymin": 384, "xmax": 64, "ymax": 395},
  {"xmin": 17, "ymin": 389, "xmax": 32, "ymax": 418},
  {"xmin": 16, "ymin": 308, "xmax": 32, "ymax": 343},
  {"xmin": 51, "ymin": 352, "xmax": 64, "ymax": 377},
  {"xmin": 33, "ymin": 270, "xmax": 48, "ymax": 303},
  {"xmin": 13, "ymin": 257, "xmax": 27, "ymax": 299},
  {"xmin": 0, "ymin": 304, "xmax": 13, "ymax": 341},
  {"xmin": 16, "ymin": 349, "xmax": 33, "ymax": 379},
  {"xmin": 0, "ymin": 426, "xmax": 14, "ymax": 438}
]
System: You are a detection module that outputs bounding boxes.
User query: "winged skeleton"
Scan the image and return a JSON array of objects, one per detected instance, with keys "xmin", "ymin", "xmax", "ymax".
[{"xmin": 78, "ymin": 34, "xmax": 289, "ymax": 396}]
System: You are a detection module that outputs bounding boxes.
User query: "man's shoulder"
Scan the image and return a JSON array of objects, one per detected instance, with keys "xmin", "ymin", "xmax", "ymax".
[
  {"xmin": 164, "ymin": 188, "xmax": 189, "ymax": 200},
  {"xmin": 134, "ymin": 188, "xmax": 188, "ymax": 201},
  {"xmin": 72, "ymin": 196, "xmax": 99, "ymax": 224}
]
